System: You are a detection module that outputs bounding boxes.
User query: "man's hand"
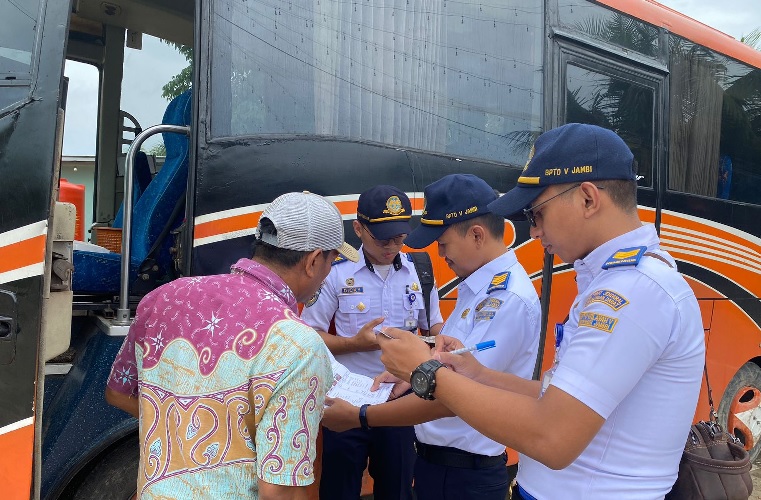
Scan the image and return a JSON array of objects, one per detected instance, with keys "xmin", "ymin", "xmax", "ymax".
[
  {"xmin": 322, "ymin": 397, "xmax": 361, "ymax": 432},
  {"xmin": 433, "ymin": 335, "xmax": 486, "ymax": 382},
  {"xmin": 377, "ymin": 328, "xmax": 433, "ymax": 382},
  {"xmin": 352, "ymin": 317, "xmax": 386, "ymax": 351},
  {"xmin": 371, "ymin": 371, "xmax": 411, "ymax": 400}
]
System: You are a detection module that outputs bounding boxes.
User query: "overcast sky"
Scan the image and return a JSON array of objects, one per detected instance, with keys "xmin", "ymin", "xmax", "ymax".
[{"xmin": 61, "ymin": 1, "xmax": 761, "ymax": 157}]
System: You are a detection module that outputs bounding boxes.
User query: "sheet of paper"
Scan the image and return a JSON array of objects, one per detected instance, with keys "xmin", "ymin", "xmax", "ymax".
[{"xmin": 326, "ymin": 353, "xmax": 394, "ymax": 406}]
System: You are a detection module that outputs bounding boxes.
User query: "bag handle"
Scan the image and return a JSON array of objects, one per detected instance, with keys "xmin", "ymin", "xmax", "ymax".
[{"xmin": 704, "ymin": 364, "xmax": 718, "ymax": 422}]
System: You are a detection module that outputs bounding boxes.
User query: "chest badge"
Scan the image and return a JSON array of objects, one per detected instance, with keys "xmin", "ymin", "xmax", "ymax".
[
  {"xmin": 461, "ymin": 308, "xmax": 471, "ymax": 319},
  {"xmin": 411, "ymin": 282, "xmax": 420, "ymax": 292},
  {"xmin": 346, "ymin": 277, "xmax": 354, "ymax": 286},
  {"xmin": 357, "ymin": 302, "xmax": 367, "ymax": 312}
]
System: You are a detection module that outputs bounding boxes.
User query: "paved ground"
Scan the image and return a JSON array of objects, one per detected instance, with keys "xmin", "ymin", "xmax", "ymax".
[{"xmin": 751, "ymin": 459, "xmax": 761, "ymax": 499}]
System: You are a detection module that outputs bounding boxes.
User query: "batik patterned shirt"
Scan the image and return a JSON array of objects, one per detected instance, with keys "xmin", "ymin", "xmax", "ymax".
[{"xmin": 107, "ymin": 258, "xmax": 332, "ymax": 499}]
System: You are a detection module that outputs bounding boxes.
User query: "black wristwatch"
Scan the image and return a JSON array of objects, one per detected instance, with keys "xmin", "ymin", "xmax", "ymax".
[{"xmin": 410, "ymin": 359, "xmax": 445, "ymax": 400}]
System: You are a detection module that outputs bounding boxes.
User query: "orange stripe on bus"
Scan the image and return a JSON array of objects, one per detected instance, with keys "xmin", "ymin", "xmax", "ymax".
[
  {"xmin": 0, "ymin": 423, "xmax": 34, "ymax": 500},
  {"xmin": 195, "ymin": 196, "xmax": 424, "ymax": 242},
  {"xmin": 194, "ymin": 213, "xmax": 259, "ymax": 240},
  {"xmin": 0, "ymin": 235, "xmax": 46, "ymax": 274}
]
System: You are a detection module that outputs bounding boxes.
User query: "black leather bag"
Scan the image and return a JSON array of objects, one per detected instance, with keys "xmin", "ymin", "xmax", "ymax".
[{"xmin": 666, "ymin": 366, "xmax": 753, "ymax": 500}]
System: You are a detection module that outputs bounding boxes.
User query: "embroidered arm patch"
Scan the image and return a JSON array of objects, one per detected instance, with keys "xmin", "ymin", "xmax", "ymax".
[
  {"xmin": 578, "ymin": 312, "xmax": 618, "ymax": 333},
  {"xmin": 583, "ymin": 290, "xmax": 630, "ymax": 311}
]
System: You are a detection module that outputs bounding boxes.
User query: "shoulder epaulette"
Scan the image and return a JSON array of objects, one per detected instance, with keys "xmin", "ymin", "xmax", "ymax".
[
  {"xmin": 406, "ymin": 253, "xmax": 413, "ymax": 262},
  {"xmin": 486, "ymin": 271, "xmax": 510, "ymax": 294},
  {"xmin": 332, "ymin": 255, "xmax": 349, "ymax": 266},
  {"xmin": 602, "ymin": 246, "xmax": 647, "ymax": 269}
]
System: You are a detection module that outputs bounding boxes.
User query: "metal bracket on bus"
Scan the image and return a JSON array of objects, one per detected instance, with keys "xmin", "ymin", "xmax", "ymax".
[{"xmin": 114, "ymin": 124, "xmax": 190, "ymax": 326}]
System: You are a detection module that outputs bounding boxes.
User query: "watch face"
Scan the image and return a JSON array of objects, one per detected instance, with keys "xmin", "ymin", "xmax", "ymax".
[{"xmin": 411, "ymin": 371, "xmax": 429, "ymax": 394}]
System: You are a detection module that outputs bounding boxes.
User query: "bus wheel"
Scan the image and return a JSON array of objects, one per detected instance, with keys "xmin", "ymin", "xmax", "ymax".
[
  {"xmin": 68, "ymin": 435, "xmax": 139, "ymax": 500},
  {"xmin": 718, "ymin": 362, "xmax": 761, "ymax": 462}
]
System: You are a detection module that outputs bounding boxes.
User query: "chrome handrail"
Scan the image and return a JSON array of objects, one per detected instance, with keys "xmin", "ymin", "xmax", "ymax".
[{"xmin": 114, "ymin": 124, "xmax": 190, "ymax": 326}]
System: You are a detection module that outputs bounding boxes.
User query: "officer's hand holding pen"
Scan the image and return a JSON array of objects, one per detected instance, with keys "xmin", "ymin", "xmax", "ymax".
[{"xmin": 433, "ymin": 335, "xmax": 487, "ymax": 383}]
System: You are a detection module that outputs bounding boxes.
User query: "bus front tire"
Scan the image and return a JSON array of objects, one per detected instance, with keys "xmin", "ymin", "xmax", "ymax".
[{"xmin": 717, "ymin": 361, "xmax": 761, "ymax": 463}]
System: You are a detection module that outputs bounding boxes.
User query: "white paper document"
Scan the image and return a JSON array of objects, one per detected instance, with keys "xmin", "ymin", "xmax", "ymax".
[{"xmin": 326, "ymin": 356, "xmax": 394, "ymax": 406}]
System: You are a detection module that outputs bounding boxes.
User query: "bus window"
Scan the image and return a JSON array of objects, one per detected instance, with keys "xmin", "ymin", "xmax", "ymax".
[
  {"xmin": 668, "ymin": 36, "xmax": 761, "ymax": 205},
  {"xmin": 558, "ymin": 0, "xmax": 661, "ymax": 59},
  {"xmin": 0, "ymin": 0, "xmax": 40, "ymax": 111},
  {"xmin": 209, "ymin": 0, "xmax": 543, "ymax": 167},
  {"xmin": 564, "ymin": 63, "xmax": 655, "ymax": 187}
]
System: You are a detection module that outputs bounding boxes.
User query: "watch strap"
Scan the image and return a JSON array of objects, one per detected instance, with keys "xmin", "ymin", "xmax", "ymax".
[{"xmin": 359, "ymin": 403, "xmax": 371, "ymax": 431}]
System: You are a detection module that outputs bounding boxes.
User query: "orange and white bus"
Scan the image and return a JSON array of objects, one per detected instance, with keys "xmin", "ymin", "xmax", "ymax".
[{"xmin": 1, "ymin": 0, "xmax": 759, "ymax": 498}]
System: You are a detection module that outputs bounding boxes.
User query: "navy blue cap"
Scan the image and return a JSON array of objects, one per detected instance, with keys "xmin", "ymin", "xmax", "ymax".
[
  {"xmin": 405, "ymin": 174, "xmax": 497, "ymax": 249},
  {"xmin": 357, "ymin": 185, "xmax": 413, "ymax": 240},
  {"xmin": 488, "ymin": 123, "xmax": 636, "ymax": 218}
]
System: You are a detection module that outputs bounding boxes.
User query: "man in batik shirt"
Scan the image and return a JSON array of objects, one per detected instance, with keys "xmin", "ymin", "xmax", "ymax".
[{"xmin": 105, "ymin": 192, "xmax": 358, "ymax": 499}]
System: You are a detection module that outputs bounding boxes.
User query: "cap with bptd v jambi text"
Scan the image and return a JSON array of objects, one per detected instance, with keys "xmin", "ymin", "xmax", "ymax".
[
  {"xmin": 404, "ymin": 174, "xmax": 498, "ymax": 249},
  {"xmin": 256, "ymin": 191, "xmax": 359, "ymax": 262},
  {"xmin": 488, "ymin": 123, "xmax": 635, "ymax": 219}
]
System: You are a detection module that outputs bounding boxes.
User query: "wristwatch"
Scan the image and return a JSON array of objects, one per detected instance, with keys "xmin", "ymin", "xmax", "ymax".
[{"xmin": 410, "ymin": 359, "xmax": 445, "ymax": 400}]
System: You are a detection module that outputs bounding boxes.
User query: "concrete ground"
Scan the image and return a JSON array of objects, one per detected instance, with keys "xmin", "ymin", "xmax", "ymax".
[{"xmin": 751, "ymin": 459, "xmax": 761, "ymax": 499}]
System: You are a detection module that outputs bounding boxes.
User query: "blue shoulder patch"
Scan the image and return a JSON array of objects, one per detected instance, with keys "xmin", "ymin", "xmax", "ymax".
[
  {"xmin": 602, "ymin": 246, "xmax": 647, "ymax": 270},
  {"xmin": 486, "ymin": 271, "xmax": 510, "ymax": 294},
  {"xmin": 406, "ymin": 253, "xmax": 413, "ymax": 262},
  {"xmin": 332, "ymin": 255, "xmax": 349, "ymax": 266}
]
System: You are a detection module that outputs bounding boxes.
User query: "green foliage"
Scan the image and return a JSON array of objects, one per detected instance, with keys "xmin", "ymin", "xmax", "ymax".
[
  {"xmin": 145, "ymin": 143, "xmax": 166, "ymax": 157},
  {"xmin": 161, "ymin": 42, "xmax": 193, "ymax": 101}
]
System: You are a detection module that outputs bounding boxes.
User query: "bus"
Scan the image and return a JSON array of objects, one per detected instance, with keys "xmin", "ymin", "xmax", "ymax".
[{"xmin": 1, "ymin": 0, "xmax": 760, "ymax": 498}]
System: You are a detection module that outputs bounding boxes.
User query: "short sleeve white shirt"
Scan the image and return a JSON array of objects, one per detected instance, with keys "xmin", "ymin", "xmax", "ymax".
[
  {"xmin": 300, "ymin": 248, "xmax": 444, "ymax": 377},
  {"xmin": 517, "ymin": 224, "xmax": 705, "ymax": 499},
  {"xmin": 415, "ymin": 250, "xmax": 540, "ymax": 456}
]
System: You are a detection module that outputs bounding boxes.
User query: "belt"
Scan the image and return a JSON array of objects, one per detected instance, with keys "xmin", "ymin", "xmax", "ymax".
[
  {"xmin": 512, "ymin": 483, "xmax": 538, "ymax": 500},
  {"xmin": 414, "ymin": 440, "xmax": 506, "ymax": 469}
]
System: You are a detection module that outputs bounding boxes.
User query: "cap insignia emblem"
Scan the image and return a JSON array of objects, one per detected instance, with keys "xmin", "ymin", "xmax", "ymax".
[{"xmin": 383, "ymin": 196, "xmax": 405, "ymax": 216}]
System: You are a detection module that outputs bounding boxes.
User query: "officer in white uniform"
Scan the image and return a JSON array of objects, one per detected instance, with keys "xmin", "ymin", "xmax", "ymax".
[
  {"xmin": 403, "ymin": 174, "xmax": 539, "ymax": 500},
  {"xmin": 370, "ymin": 124, "xmax": 705, "ymax": 500},
  {"xmin": 321, "ymin": 174, "xmax": 540, "ymax": 500},
  {"xmin": 301, "ymin": 185, "xmax": 444, "ymax": 500}
]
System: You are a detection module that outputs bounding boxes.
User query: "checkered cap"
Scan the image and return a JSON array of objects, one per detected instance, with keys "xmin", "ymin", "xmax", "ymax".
[{"xmin": 257, "ymin": 192, "xmax": 359, "ymax": 262}]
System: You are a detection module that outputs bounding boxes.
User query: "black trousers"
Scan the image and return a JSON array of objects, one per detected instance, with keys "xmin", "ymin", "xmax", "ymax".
[
  {"xmin": 319, "ymin": 426, "xmax": 415, "ymax": 500},
  {"xmin": 413, "ymin": 450, "xmax": 510, "ymax": 500}
]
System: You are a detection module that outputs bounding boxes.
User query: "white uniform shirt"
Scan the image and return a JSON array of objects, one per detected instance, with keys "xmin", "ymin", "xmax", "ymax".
[
  {"xmin": 415, "ymin": 250, "xmax": 540, "ymax": 456},
  {"xmin": 301, "ymin": 248, "xmax": 444, "ymax": 377},
  {"xmin": 518, "ymin": 224, "xmax": 705, "ymax": 499}
]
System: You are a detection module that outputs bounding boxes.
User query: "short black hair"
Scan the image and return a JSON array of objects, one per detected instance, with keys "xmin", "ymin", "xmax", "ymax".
[
  {"xmin": 450, "ymin": 213, "xmax": 505, "ymax": 239},
  {"xmin": 597, "ymin": 179, "xmax": 638, "ymax": 212}
]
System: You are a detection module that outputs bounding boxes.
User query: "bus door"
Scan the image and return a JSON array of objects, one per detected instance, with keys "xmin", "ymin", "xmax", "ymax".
[
  {"xmin": 0, "ymin": 0, "xmax": 73, "ymax": 498},
  {"xmin": 542, "ymin": 29, "xmax": 667, "ymax": 368}
]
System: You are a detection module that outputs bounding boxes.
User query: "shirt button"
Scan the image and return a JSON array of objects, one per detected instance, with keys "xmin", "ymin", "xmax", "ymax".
[
  {"xmin": 384, "ymin": 311, "xmax": 388, "ymax": 315},
  {"xmin": 351, "ymin": 305, "xmax": 355, "ymax": 309}
]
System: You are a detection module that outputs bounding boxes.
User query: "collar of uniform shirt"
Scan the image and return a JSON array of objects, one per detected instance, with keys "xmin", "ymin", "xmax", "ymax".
[
  {"xmin": 460, "ymin": 250, "xmax": 518, "ymax": 295},
  {"xmin": 360, "ymin": 246, "xmax": 403, "ymax": 273},
  {"xmin": 573, "ymin": 224, "xmax": 659, "ymax": 284}
]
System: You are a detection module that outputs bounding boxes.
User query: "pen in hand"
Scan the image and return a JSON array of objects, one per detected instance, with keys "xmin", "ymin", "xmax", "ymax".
[{"xmin": 449, "ymin": 340, "xmax": 496, "ymax": 355}]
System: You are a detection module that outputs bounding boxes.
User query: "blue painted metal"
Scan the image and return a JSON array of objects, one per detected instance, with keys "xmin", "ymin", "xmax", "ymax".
[{"xmin": 40, "ymin": 316, "xmax": 137, "ymax": 500}]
